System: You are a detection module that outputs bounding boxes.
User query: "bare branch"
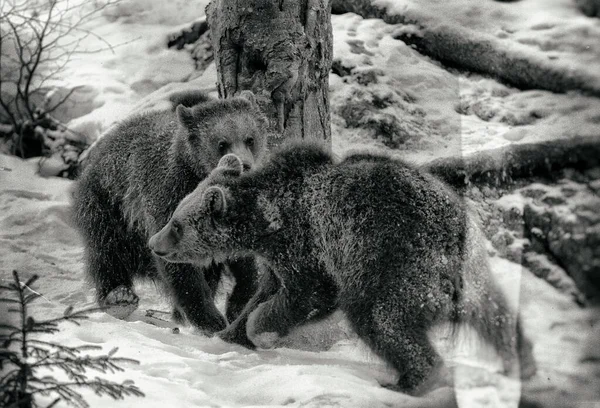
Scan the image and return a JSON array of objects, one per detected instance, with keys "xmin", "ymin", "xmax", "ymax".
[
  {"xmin": 22, "ymin": 0, "xmax": 57, "ymax": 118},
  {"xmin": 4, "ymin": 17, "xmax": 30, "ymax": 120},
  {"xmin": 0, "ymin": 0, "xmax": 124, "ymax": 135}
]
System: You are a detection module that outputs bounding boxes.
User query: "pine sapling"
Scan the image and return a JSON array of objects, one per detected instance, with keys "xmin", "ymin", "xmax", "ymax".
[{"xmin": 0, "ymin": 270, "xmax": 145, "ymax": 408}]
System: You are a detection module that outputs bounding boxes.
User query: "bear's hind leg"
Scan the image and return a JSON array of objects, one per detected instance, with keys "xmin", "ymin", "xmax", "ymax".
[
  {"xmin": 218, "ymin": 267, "xmax": 280, "ymax": 348},
  {"xmin": 244, "ymin": 267, "xmax": 338, "ymax": 349},
  {"xmin": 76, "ymin": 193, "xmax": 142, "ymax": 318},
  {"xmin": 353, "ymin": 307, "xmax": 444, "ymax": 395},
  {"xmin": 169, "ymin": 260, "xmax": 224, "ymax": 325},
  {"xmin": 343, "ymin": 276, "xmax": 450, "ymax": 396}
]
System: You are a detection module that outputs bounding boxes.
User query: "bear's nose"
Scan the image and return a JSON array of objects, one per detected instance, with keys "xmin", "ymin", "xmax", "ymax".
[{"xmin": 148, "ymin": 233, "xmax": 171, "ymax": 257}]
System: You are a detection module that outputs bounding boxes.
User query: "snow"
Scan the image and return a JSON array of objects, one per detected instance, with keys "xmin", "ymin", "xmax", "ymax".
[
  {"xmin": 36, "ymin": 0, "xmax": 212, "ymax": 142},
  {"xmin": 2, "ymin": 0, "xmax": 600, "ymax": 406},
  {"xmin": 26, "ymin": 0, "xmax": 600, "ymax": 162}
]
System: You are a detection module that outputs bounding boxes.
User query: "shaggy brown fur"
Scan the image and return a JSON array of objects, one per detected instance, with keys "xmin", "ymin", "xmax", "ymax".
[
  {"xmin": 149, "ymin": 141, "xmax": 535, "ymax": 393},
  {"xmin": 72, "ymin": 91, "xmax": 267, "ymax": 332}
]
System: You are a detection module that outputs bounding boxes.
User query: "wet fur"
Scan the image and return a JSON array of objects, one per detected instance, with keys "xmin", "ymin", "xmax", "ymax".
[
  {"xmin": 72, "ymin": 92, "xmax": 267, "ymax": 332},
  {"xmin": 151, "ymin": 141, "xmax": 535, "ymax": 393}
]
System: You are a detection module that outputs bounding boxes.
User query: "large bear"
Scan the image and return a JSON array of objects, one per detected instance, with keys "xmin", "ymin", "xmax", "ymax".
[
  {"xmin": 148, "ymin": 140, "xmax": 536, "ymax": 394},
  {"xmin": 72, "ymin": 91, "xmax": 268, "ymax": 332}
]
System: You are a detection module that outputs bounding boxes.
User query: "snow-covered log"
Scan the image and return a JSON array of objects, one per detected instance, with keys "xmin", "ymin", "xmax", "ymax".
[
  {"xmin": 331, "ymin": 0, "xmax": 600, "ymax": 97},
  {"xmin": 425, "ymin": 136, "xmax": 600, "ymax": 188}
]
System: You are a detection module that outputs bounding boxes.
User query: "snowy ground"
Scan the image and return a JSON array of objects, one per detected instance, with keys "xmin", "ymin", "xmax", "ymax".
[
  {"xmin": 1, "ymin": 0, "xmax": 600, "ymax": 407},
  {"xmin": 1, "ymin": 154, "xmax": 598, "ymax": 407}
]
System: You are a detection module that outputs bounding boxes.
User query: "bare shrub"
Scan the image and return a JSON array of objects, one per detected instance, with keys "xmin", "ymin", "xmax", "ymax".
[{"xmin": 0, "ymin": 0, "xmax": 118, "ymax": 159}]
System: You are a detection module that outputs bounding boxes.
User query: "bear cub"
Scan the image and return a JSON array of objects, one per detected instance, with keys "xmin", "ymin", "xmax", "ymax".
[
  {"xmin": 72, "ymin": 91, "xmax": 267, "ymax": 332},
  {"xmin": 149, "ymin": 141, "xmax": 535, "ymax": 394}
]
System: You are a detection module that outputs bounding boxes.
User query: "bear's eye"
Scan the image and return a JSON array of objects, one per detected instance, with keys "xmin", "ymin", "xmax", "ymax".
[
  {"xmin": 171, "ymin": 220, "xmax": 183, "ymax": 238},
  {"xmin": 245, "ymin": 137, "xmax": 254, "ymax": 147},
  {"xmin": 218, "ymin": 141, "xmax": 229, "ymax": 154}
]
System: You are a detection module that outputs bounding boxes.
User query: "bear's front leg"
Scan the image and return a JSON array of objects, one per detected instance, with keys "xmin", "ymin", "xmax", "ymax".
[
  {"xmin": 218, "ymin": 267, "xmax": 280, "ymax": 348},
  {"xmin": 244, "ymin": 267, "xmax": 338, "ymax": 349},
  {"xmin": 158, "ymin": 259, "xmax": 227, "ymax": 333},
  {"xmin": 246, "ymin": 301, "xmax": 282, "ymax": 349}
]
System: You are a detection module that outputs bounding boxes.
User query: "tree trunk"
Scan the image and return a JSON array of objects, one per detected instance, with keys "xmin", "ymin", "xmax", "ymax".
[{"xmin": 207, "ymin": 0, "xmax": 333, "ymax": 148}]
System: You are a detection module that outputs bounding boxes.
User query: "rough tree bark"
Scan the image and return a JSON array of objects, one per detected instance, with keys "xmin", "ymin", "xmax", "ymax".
[{"xmin": 207, "ymin": 0, "xmax": 333, "ymax": 147}]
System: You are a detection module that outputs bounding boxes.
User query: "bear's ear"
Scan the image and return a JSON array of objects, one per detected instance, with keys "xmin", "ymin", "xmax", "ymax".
[
  {"xmin": 176, "ymin": 105, "xmax": 196, "ymax": 129},
  {"xmin": 237, "ymin": 90, "xmax": 269, "ymax": 129},
  {"xmin": 202, "ymin": 186, "xmax": 227, "ymax": 217},
  {"xmin": 238, "ymin": 90, "xmax": 258, "ymax": 109},
  {"xmin": 256, "ymin": 113, "xmax": 269, "ymax": 131},
  {"xmin": 217, "ymin": 154, "xmax": 243, "ymax": 177}
]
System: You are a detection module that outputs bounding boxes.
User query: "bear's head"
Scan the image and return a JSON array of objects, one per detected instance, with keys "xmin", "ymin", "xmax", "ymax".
[
  {"xmin": 175, "ymin": 91, "xmax": 269, "ymax": 175},
  {"xmin": 148, "ymin": 154, "xmax": 276, "ymax": 264}
]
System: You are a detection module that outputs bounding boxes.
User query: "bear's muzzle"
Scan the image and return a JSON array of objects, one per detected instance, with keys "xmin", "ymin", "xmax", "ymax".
[{"xmin": 148, "ymin": 220, "xmax": 182, "ymax": 257}]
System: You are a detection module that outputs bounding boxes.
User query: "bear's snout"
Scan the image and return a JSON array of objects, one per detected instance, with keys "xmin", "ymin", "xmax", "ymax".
[{"xmin": 148, "ymin": 221, "xmax": 182, "ymax": 257}]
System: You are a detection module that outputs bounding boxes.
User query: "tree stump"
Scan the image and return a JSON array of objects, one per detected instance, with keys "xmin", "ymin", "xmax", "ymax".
[{"xmin": 207, "ymin": 0, "xmax": 333, "ymax": 147}]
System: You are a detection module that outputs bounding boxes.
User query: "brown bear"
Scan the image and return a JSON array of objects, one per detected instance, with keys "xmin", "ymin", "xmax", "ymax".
[
  {"xmin": 167, "ymin": 89, "xmax": 212, "ymax": 110},
  {"xmin": 148, "ymin": 140, "xmax": 535, "ymax": 394},
  {"xmin": 72, "ymin": 91, "xmax": 268, "ymax": 333}
]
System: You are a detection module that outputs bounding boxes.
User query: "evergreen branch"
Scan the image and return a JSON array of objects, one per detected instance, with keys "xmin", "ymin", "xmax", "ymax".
[
  {"xmin": 0, "ymin": 323, "xmax": 20, "ymax": 331},
  {"xmin": 23, "ymin": 275, "xmax": 39, "ymax": 288},
  {"xmin": 34, "ymin": 383, "xmax": 88, "ymax": 408},
  {"xmin": 46, "ymin": 397, "xmax": 61, "ymax": 408},
  {"xmin": 27, "ymin": 340, "xmax": 100, "ymax": 351},
  {"xmin": 4, "ymin": 330, "xmax": 24, "ymax": 341},
  {"xmin": 32, "ymin": 355, "xmax": 140, "ymax": 374},
  {"xmin": 0, "ymin": 298, "xmax": 21, "ymax": 304},
  {"xmin": 0, "ymin": 368, "xmax": 20, "ymax": 386},
  {"xmin": 1, "ymin": 270, "xmax": 143, "ymax": 407},
  {"xmin": 0, "ymin": 352, "xmax": 20, "ymax": 367},
  {"xmin": 26, "ymin": 340, "xmax": 100, "ymax": 356},
  {"xmin": 24, "ymin": 292, "xmax": 41, "ymax": 304},
  {"xmin": 24, "ymin": 378, "xmax": 145, "ymax": 408},
  {"xmin": 36, "ymin": 306, "xmax": 103, "ymax": 326}
]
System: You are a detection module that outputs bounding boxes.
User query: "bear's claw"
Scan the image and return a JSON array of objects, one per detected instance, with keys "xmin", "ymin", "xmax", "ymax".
[{"xmin": 102, "ymin": 285, "xmax": 139, "ymax": 320}]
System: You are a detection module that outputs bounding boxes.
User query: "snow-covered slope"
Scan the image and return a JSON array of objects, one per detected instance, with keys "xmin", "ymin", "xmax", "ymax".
[{"xmin": 2, "ymin": 0, "xmax": 599, "ymax": 406}]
